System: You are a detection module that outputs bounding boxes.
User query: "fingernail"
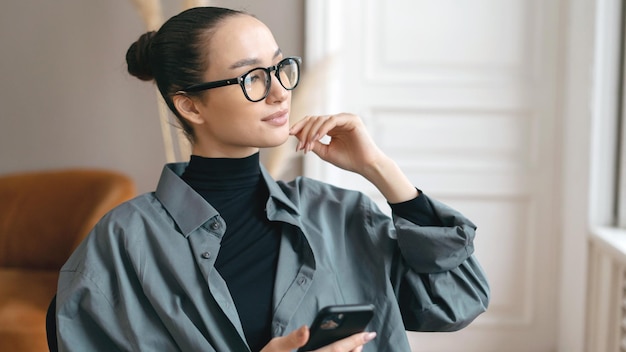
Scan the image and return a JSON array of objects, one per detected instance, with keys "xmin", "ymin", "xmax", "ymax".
[
  {"xmin": 364, "ymin": 332, "xmax": 377, "ymax": 343},
  {"xmin": 298, "ymin": 326, "xmax": 308, "ymax": 338}
]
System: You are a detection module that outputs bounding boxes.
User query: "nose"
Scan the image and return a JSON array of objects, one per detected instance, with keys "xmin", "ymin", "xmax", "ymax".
[{"xmin": 265, "ymin": 72, "xmax": 289, "ymax": 103}]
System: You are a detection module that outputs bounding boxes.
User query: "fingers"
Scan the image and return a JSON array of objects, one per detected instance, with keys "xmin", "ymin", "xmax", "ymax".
[
  {"xmin": 260, "ymin": 326, "xmax": 376, "ymax": 352},
  {"xmin": 260, "ymin": 325, "xmax": 309, "ymax": 352},
  {"xmin": 289, "ymin": 113, "xmax": 357, "ymax": 153},
  {"xmin": 315, "ymin": 332, "xmax": 377, "ymax": 352},
  {"xmin": 289, "ymin": 115, "xmax": 330, "ymax": 153}
]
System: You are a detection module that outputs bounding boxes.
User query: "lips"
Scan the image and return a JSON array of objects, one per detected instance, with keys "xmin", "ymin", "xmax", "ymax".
[{"xmin": 262, "ymin": 109, "xmax": 289, "ymax": 126}]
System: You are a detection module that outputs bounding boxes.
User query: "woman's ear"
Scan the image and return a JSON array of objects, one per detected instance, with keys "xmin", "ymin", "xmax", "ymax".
[{"xmin": 172, "ymin": 94, "xmax": 205, "ymax": 125}]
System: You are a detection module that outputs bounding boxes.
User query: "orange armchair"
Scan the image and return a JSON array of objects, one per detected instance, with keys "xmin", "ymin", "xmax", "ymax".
[{"xmin": 0, "ymin": 169, "xmax": 135, "ymax": 352}]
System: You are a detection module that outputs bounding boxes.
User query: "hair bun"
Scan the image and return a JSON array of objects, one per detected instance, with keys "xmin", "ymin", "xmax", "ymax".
[{"xmin": 126, "ymin": 31, "xmax": 157, "ymax": 81}]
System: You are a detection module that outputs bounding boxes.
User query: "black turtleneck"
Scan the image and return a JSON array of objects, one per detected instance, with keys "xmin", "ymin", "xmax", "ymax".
[{"xmin": 182, "ymin": 153, "xmax": 281, "ymax": 352}]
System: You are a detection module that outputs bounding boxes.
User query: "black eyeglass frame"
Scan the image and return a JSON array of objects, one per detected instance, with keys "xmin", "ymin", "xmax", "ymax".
[{"xmin": 177, "ymin": 56, "xmax": 302, "ymax": 102}]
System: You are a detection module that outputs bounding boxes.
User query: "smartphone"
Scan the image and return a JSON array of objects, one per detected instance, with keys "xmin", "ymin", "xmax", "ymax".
[{"xmin": 297, "ymin": 303, "xmax": 375, "ymax": 352}]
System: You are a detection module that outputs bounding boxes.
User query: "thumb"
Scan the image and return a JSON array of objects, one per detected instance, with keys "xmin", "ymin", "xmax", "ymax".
[
  {"xmin": 309, "ymin": 139, "xmax": 330, "ymax": 160},
  {"xmin": 260, "ymin": 325, "xmax": 309, "ymax": 352}
]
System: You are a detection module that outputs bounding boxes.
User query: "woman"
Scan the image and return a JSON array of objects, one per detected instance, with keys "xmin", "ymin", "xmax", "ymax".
[{"xmin": 55, "ymin": 6, "xmax": 490, "ymax": 352}]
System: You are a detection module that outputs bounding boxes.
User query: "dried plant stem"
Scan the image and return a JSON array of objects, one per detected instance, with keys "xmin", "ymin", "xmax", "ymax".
[{"xmin": 128, "ymin": 0, "xmax": 163, "ymax": 31}]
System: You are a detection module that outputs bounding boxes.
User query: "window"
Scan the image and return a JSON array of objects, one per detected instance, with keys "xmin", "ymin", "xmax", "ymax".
[{"xmin": 617, "ymin": 4, "xmax": 626, "ymax": 228}]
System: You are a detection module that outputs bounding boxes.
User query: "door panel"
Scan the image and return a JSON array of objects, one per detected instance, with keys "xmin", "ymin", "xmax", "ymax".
[{"xmin": 305, "ymin": 0, "xmax": 561, "ymax": 350}]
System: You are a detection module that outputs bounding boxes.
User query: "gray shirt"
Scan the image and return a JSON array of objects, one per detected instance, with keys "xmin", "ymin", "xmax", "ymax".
[{"xmin": 56, "ymin": 163, "xmax": 490, "ymax": 351}]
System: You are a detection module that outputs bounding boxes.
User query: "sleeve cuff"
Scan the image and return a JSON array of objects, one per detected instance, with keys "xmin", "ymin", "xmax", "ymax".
[{"xmin": 389, "ymin": 189, "xmax": 443, "ymax": 226}]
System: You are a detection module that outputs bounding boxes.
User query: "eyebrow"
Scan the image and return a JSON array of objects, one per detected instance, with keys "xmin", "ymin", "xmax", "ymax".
[{"xmin": 229, "ymin": 48, "xmax": 283, "ymax": 70}]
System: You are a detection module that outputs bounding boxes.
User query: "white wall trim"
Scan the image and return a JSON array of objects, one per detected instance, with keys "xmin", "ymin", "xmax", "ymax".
[
  {"xmin": 556, "ymin": 0, "xmax": 594, "ymax": 350},
  {"xmin": 589, "ymin": 0, "xmax": 621, "ymax": 227},
  {"xmin": 558, "ymin": 0, "xmax": 623, "ymax": 350}
]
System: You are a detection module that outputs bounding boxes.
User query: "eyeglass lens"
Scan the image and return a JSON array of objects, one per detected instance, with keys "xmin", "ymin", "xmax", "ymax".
[{"xmin": 242, "ymin": 58, "xmax": 299, "ymax": 101}]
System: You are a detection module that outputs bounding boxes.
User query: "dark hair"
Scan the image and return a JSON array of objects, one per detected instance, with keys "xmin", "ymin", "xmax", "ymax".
[{"xmin": 126, "ymin": 7, "xmax": 247, "ymax": 142}]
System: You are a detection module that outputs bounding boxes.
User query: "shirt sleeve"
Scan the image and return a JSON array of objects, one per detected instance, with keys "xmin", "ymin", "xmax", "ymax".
[
  {"xmin": 385, "ymin": 191, "xmax": 491, "ymax": 332},
  {"xmin": 56, "ymin": 272, "xmax": 128, "ymax": 352},
  {"xmin": 56, "ymin": 235, "xmax": 133, "ymax": 352}
]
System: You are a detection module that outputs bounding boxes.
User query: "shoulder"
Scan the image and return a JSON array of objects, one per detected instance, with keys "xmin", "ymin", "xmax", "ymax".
[
  {"xmin": 90, "ymin": 192, "xmax": 163, "ymax": 234},
  {"xmin": 277, "ymin": 176, "xmax": 368, "ymax": 204},
  {"xmin": 102, "ymin": 192, "xmax": 161, "ymax": 221},
  {"xmin": 65, "ymin": 192, "xmax": 167, "ymax": 263},
  {"xmin": 60, "ymin": 192, "xmax": 169, "ymax": 279},
  {"xmin": 275, "ymin": 176, "xmax": 383, "ymax": 221}
]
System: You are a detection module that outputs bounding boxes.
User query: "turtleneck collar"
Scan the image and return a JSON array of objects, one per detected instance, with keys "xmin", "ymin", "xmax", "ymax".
[{"xmin": 181, "ymin": 152, "xmax": 261, "ymax": 191}]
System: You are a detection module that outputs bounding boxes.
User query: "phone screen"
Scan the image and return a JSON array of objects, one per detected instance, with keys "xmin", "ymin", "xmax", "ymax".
[{"xmin": 297, "ymin": 304, "xmax": 375, "ymax": 352}]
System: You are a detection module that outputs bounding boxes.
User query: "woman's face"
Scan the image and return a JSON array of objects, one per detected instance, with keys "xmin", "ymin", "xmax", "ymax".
[{"xmin": 190, "ymin": 15, "xmax": 293, "ymax": 158}]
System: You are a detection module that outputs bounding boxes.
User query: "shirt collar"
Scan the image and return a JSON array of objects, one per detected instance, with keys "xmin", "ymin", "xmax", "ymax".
[
  {"xmin": 155, "ymin": 162, "xmax": 300, "ymax": 237},
  {"xmin": 260, "ymin": 165, "xmax": 299, "ymax": 216},
  {"xmin": 155, "ymin": 163, "xmax": 219, "ymax": 237}
]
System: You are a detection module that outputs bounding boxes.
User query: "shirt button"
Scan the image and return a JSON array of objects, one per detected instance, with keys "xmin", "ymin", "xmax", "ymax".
[
  {"xmin": 273, "ymin": 324, "xmax": 283, "ymax": 336},
  {"xmin": 210, "ymin": 221, "xmax": 221, "ymax": 230},
  {"xmin": 201, "ymin": 252, "xmax": 211, "ymax": 259},
  {"xmin": 297, "ymin": 277, "xmax": 307, "ymax": 286}
]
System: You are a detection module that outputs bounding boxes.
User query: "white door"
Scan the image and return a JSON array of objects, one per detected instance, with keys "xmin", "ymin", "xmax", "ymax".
[{"xmin": 303, "ymin": 0, "xmax": 561, "ymax": 351}]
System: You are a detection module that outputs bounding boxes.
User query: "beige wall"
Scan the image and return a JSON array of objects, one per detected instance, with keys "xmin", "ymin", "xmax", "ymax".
[{"xmin": 0, "ymin": 1, "xmax": 304, "ymax": 193}]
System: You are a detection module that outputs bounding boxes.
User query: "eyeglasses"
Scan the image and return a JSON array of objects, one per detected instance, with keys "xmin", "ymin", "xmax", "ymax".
[{"xmin": 178, "ymin": 56, "xmax": 302, "ymax": 102}]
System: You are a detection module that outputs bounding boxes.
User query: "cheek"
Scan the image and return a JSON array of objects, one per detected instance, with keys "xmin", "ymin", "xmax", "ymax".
[
  {"xmin": 204, "ymin": 85, "xmax": 249, "ymax": 108},
  {"xmin": 202, "ymin": 90, "xmax": 249, "ymax": 118},
  {"xmin": 202, "ymin": 94, "xmax": 258, "ymax": 130}
]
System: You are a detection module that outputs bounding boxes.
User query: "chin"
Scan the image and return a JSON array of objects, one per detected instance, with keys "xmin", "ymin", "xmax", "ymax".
[
  {"xmin": 264, "ymin": 129, "xmax": 290, "ymax": 147},
  {"xmin": 267, "ymin": 137, "xmax": 290, "ymax": 148}
]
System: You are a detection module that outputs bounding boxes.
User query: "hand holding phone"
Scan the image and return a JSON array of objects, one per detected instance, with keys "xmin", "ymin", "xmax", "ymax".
[{"xmin": 297, "ymin": 304, "xmax": 375, "ymax": 352}]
